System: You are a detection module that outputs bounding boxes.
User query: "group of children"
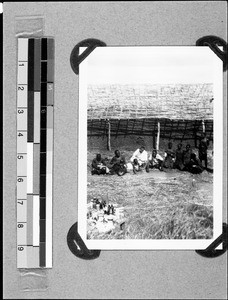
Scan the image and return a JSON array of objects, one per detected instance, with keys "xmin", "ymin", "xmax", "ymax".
[{"xmin": 91, "ymin": 134, "xmax": 210, "ymax": 176}]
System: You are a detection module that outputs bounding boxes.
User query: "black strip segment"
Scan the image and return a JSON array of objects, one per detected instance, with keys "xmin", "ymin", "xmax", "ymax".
[
  {"xmin": 28, "ymin": 38, "xmax": 34, "ymax": 91},
  {"xmin": 41, "ymin": 62, "xmax": 47, "ymax": 82},
  {"xmin": 40, "ymin": 129, "xmax": 47, "ymax": 152},
  {"xmin": 40, "ymin": 197, "xmax": 46, "ymax": 220},
  {"xmin": 39, "ymin": 242, "xmax": 46, "ymax": 267},
  {"xmin": 27, "ymin": 91, "xmax": 34, "ymax": 142},
  {"xmin": 40, "ymin": 153, "xmax": 46, "ymax": 175},
  {"xmin": 40, "ymin": 174, "xmax": 46, "ymax": 197},
  {"xmin": 41, "ymin": 83, "xmax": 47, "ymax": 106},
  {"xmin": 41, "ymin": 38, "xmax": 47, "ymax": 60},
  {"xmin": 41, "ymin": 107, "xmax": 47, "ymax": 129},
  {"xmin": 27, "ymin": 38, "xmax": 35, "ymax": 142}
]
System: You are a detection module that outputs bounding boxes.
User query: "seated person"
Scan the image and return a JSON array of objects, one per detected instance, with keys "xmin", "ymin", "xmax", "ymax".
[
  {"xmin": 174, "ymin": 143, "xmax": 184, "ymax": 170},
  {"xmin": 163, "ymin": 142, "xmax": 175, "ymax": 169},
  {"xmin": 125, "ymin": 159, "xmax": 139, "ymax": 174},
  {"xmin": 183, "ymin": 144, "xmax": 192, "ymax": 169},
  {"xmin": 91, "ymin": 153, "xmax": 109, "ymax": 175},
  {"xmin": 108, "ymin": 150, "xmax": 126, "ymax": 175},
  {"xmin": 198, "ymin": 133, "xmax": 209, "ymax": 169},
  {"xmin": 130, "ymin": 145, "xmax": 149, "ymax": 172},
  {"xmin": 184, "ymin": 153, "xmax": 204, "ymax": 174},
  {"xmin": 148, "ymin": 149, "xmax": 164, "ymax": 171}
]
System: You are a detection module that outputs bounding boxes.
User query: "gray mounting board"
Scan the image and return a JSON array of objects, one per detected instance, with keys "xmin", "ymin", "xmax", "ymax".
[{"xmin": 3, "ymin": 1, "xmax": 227, "ymax": 299}]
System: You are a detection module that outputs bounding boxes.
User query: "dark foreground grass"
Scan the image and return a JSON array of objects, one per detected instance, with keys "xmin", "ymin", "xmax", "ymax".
[{"xmin": 87, "ymin": 150, "xmax": 213, "ymax": 240}]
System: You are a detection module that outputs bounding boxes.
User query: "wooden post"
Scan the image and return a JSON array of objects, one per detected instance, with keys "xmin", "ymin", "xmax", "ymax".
[
  {"xmin": 153, "ymin": 131, "xmax": 156, "ymax": 149},
  {"xmin": 107, "ymin": 119, "xmax": 111, "ymax": 151},
  {"xmin": 202, "ymin": 119, "xmax": 205, "ymax": 133},
  {"xmin": 194, "ymin": 120, "xmax": 197, "ymax": 148},
  {"xmin": 156, "ymin": 121, "xmax": 160, "ymax": 150}
]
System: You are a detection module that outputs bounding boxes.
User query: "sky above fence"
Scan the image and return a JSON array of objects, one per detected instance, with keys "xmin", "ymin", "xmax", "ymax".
[{"xmin": 82, "ymin": 46, "xmax": 217, "ymax": 85}]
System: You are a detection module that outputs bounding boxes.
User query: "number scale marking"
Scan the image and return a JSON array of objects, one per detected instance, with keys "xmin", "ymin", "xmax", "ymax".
[
  {"xmin": 17, "ymin": 37, "xmax": 54, "ymax": 268},
  {"xmin": 17, "ymin": 38, "xmax": 28, "ymax": 268}
]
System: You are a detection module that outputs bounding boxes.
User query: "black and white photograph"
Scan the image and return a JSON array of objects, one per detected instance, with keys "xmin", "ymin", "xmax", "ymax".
[{"xmin": 78, "ymin": 46, "xmax": 223, "ymax": 249}]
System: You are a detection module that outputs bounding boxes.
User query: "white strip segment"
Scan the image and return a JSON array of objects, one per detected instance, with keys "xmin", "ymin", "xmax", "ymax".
[
  {"xmin": 18, "ymin": 38, "xmax": 28, "ymax": 61},
  {"xmin": 46, "ymin": 173, "xmax": 52, "ymax": 267},
  {"xmin": 17, "ymin": 108, "xmax": 27, "ymax": 131},
  {"xmin": 17, "ymin": 38, "xmax": 28, "ymax": 269},
  {"xmin": 27, "ymin": 143, "xmax": 33, "ymax": 193},
  {"xmin": 33, "ymin": 195, "xmax": 40, "ymax": 246},
  {"xmin": 17, "ymin": 245, "xmax": 27, "ymax": 268},
  {"xmin": 17, "ymin": 62, "xmax": 28, "ymax": 85},
  {"xmin": 46, "ymin": 125, "xmax": 53, "ymax": 267},
  {"xmin": 17, "ymin": 85, "xmax": 28, "ymax": 107},
  {"xmin": 17, "ymin": 222, "xmax": 27, "ymax": 245}
]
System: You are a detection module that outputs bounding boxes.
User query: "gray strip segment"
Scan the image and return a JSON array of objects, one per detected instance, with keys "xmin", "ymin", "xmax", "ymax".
[
  {"xmin": 33, "ymin": 144, "xmax": 40, "ymax": 194},
  {"xmin": 33, "ymin": 246, "xmax": 40, "ymax": 268},
  {"xmin": 47, "ymin": 39, "xmax": 54, "ymax": 82},
  {"xmin": 47, "ymin": 59, "xmax": 54, "ymax": 83},
  {"xmin": 27, "ymin": 246, "xmax": 39, "ymax": 268},
  {"xmin": 47, "ymin": 106, "xmax": 53, "ymax": 129},
  {"xmin": 34, "ymin": 39, "xmax": 41, "ymax": 91},
  {"xmin": 27, "ymin": 195, "xmax": 33, "ymax": 246},
  {"xmin": 34, "ymin": 92, "xmax": 41, "ymax": 143},
  {"xmin": 40, "ymin": 242, "xmax": 46, "ymax": 267},
  {"xmin": 47, "ymin": 129, "xmax": 53, "ymax": 153},
  {"xmin": 47, "ymin": 39, "xmax": 54, "ymax": 59},
  {"xmin": 47, "ymin": 83, "xmax": 54, "ymax": 105}
]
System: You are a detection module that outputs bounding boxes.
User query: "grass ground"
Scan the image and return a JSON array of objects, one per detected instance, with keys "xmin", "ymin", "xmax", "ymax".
[{"xmin": 87, "ymin": 149, "xmax": 213, "ymax": 240}]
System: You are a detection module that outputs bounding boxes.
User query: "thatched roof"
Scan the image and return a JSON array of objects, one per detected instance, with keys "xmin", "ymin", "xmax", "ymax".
[{"xmin": 88, "ymin": 83, "xmax": 213, "ymax": 120}]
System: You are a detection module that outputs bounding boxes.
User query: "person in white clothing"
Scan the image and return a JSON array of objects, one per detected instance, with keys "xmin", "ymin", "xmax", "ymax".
[{"xmin": 130, "ymin": 146, "xmax": 149, "ymax": 173}]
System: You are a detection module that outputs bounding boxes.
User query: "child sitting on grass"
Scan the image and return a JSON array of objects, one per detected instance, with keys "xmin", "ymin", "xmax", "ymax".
[{"xmin": 91, "ymin": 154, "xmax": 109, "ymax": 175}]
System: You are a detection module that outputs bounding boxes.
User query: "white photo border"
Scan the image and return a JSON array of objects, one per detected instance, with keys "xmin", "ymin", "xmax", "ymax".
[{"xmin": 78, "ymin": 46, "xmax": 223, "ymax": 250}]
